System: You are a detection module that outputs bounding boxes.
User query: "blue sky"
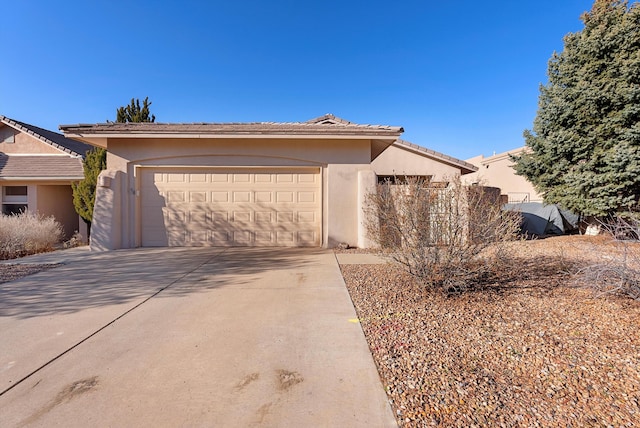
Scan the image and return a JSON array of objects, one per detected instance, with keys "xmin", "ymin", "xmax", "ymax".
[{"xmin": 1, "ymin": 0, "xmax": 594, "ymax": 160}]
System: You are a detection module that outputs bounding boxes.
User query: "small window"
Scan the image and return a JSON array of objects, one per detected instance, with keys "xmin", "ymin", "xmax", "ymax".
[
  {"xmin": 2, "ymin": 186, "xmax": 28, "ymax": 215},
  {"xmin": 4, "ymin": 186, "xmax": 27, "ymax": 196}
]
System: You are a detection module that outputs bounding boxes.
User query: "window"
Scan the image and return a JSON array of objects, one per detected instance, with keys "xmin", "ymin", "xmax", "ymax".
[
  {"xmin": 377, "ymin": 175, "xmax": 432, "ymax": 185},
  {"xmin": 2, "ymin": 186, "xmax": 28, "ymax": 215},
  {"xmin": 4, "ymin": 186, "xmax": 27, "ymax": 197}
]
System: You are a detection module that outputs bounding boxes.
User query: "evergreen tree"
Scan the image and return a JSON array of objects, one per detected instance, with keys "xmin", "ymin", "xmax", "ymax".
[
  {"xmin": 72, "ymin": 147, "xmax": 107, "ymax": 226},
  {"xmin": 514, "ymin": 0, "xmax": 640, "ymax": 217},
  {"xmin": 116, "ymin": 97, "xmax": 156, "ymax": 123},
  {"xmin": 72, "ymin": 97, "xmax": 156, "ymax": 229}
]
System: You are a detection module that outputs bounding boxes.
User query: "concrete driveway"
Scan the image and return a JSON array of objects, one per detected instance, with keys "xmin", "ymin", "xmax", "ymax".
[{"xmin": 0, "ymin": 247, "xmax": 396, "ymax": 427}]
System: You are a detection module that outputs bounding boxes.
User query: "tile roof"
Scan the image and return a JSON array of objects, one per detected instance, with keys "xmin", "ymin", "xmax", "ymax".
[
  {"xmin": 394, "ymin": 139, "xmax": 478, "ymax": 174},
  {"xmin": 0, "ymin": 155, "xmax": 84, "ymax": 179},
  {"xmin": 305, "ymin": 114, "xmax": 355, "ymax": 125},
  {"xmin": 0, "ymin": 115, "xmax": 92, "ymax": 158},
  {"xmin": 59, "ymin": 114, "xmax": 404, "ymax": 137}
]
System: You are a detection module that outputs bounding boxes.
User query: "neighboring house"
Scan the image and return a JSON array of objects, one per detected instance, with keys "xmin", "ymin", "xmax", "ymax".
[
  {"xmin": 0, "ymin": 115, "xmax": 92, "ymax": 239},
  {"xmin": 60, "ymin": 114, "xmax": 475, "ymax": 250},
  {"xmin": 465, "ymin": 147, "xmax": 543, "ymax": 204}
]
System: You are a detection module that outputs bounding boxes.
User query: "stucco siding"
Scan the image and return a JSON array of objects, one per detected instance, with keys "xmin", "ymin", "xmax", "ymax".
[
  {"xmin": 98, "ymin": 138, "xmax": 375, "ymax": 249},
  {"xmin": 372, "ymin": 144, "xmax": 463, "ymax": 180},
  {"xmin": 107, "ymin": 138, "xmax": 371, "ymax": 167},
  {"xmin": 465, "ymin": 149, "xmax": 543, "ymax": 203},
  {"xmin": 35, "ymin": 184, "xmax": 79, "ymax": 239},
  {"xmin": 0, "ymin": 126, "xmax": 65, "ymax": 155},
  {"xmin": 325, "ymin": 164, "xmax": 369, "ymax": 247}
]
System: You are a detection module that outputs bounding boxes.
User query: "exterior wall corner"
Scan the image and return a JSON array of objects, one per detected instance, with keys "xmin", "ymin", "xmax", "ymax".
[{"xmin": 90, "ymin": 170, "xmax": 123, "ymax": 251}]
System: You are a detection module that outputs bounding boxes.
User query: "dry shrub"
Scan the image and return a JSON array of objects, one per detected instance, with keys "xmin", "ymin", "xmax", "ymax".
[
  {"xmin": 0, "ymin": 211, "xmax": 63, "ymax": 259},
  {"xmin": 574, "ymin": 216, "xmax": 640, "ymax": 300},
  {"xmin": 63, "ymin": 231, "xmax": 86, "ymax": 248},
  {"xmin": 365, "ymin": 176, "xmax": 522, "ymax": 293}
]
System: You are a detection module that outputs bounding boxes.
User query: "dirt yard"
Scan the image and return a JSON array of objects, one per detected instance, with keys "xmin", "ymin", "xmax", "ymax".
[
  {"xmin": 340, "ymin": 236, "xmax": 640, "ymax": 427},
  {"xmin": 0, "ymin": 264, "xmax": 59, "ymax": 283}
]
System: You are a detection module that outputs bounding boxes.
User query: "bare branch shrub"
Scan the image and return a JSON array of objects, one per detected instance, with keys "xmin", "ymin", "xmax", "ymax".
[
  {"xmin": 364, "ymin": 176, "xmax": 522, "ymax": 293},
  {"xmin": 0, "ymin": 211, "xmax": 63, "ymax": 259},
  {"xmin": 574, "ymin": 216, "xmax": 640, "ymax": 300},
  {"xmin": 63, "ymin": 231, "xmax": 86, "ymax": 249}
]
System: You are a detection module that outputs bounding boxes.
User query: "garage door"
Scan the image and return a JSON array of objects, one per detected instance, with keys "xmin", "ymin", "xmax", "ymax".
[{"xmin": 139, "ymin": 167, "xmax": 321, "ymax": 247}]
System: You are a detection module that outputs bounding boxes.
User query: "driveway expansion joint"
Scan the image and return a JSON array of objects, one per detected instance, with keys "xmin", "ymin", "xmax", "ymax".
[{"xmin": 0, "ymin": 249, "xmax": 228, "ymax": 397}]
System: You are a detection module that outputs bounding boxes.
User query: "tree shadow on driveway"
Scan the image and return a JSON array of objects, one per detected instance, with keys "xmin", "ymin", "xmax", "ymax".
[{"xmin": 0, "ymin": 247, "xmax": 322, "ymax": 319}]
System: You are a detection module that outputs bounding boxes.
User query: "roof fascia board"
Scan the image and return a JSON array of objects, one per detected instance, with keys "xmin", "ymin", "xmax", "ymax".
[
  {"xmin": 64, "ymin": 133, "xmax": 400, "ymax": 141},
  {"xmin": 0, "ymin": 177, "xmax": 83, "ymax": 181}
]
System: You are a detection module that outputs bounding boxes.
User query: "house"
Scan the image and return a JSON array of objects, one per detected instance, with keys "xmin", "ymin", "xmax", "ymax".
[
  {"xmin": 465, "ymin": 147, "xmax": 543, "ymax": 203},
  {"xmin": 60, "ymin": 114, "xmax": 475, "ymax": 250},
  {"xmin": 0, "ymin": 115, "xmax": 92, "ymax": 239}
]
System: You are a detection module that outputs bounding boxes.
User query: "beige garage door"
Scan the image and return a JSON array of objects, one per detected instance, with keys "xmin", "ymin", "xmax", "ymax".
[{"xmin": 140, "ymin": 167, "xmax": 321, "ymax": 247}]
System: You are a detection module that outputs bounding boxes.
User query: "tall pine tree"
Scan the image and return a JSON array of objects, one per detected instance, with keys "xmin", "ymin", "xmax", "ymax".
[
  {"xmin": 116, "ymin": 97, "xmax": 156, "ymax": 123},
  {"xmin": 72, "ymin": 97, "xmax": 156, "ymax": 229},
  {"xmin": 514, "ymin": 0, "xmax": 640, "ymax": 217}
]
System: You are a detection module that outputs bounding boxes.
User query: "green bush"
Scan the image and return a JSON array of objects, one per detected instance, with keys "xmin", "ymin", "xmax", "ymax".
[{"xmin": 0, "ymin": 212, "xmax": 63, "ymax": 259}]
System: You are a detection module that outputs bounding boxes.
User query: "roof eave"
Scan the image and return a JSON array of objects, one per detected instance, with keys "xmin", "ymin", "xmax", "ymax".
[
  {"xmin": 0, "ymin": 176, "xmax": 84, "ymax": 181},
  {"xmin": 62, "ymin": 131, "xmax": 403, "ymax": 150},
  {"xmin": 62, "ymin": 134, "xmax": 108, "ymax": 148},
  {"xmin": 62, "ymin": 131, "xmax": 401, "ymax": 138},
  {"xmin": 458, "ymin": 166, "xmax": 478, "ymax": 175}
]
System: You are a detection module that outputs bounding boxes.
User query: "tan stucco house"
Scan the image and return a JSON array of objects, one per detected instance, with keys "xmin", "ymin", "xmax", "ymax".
[
  {"xmin": 61, "ymin": 114, "xmax": 476, "ymax": 250},
  {"xmin": 0, "ymin": 115, "xmax": 91, "ymax": 238},
  {"xmin": 465, "ymin": 147, "xmax": 543, "ymax": 204}
]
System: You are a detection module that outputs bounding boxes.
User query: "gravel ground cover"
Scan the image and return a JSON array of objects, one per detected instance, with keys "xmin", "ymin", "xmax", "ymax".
[
  {"xmin": 0, "ymin": 264, "xmax": 59, "ymax": 284},
  {"xmin": 341, "ymin": 236, "xmax": 640, "ymax": 427}
]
